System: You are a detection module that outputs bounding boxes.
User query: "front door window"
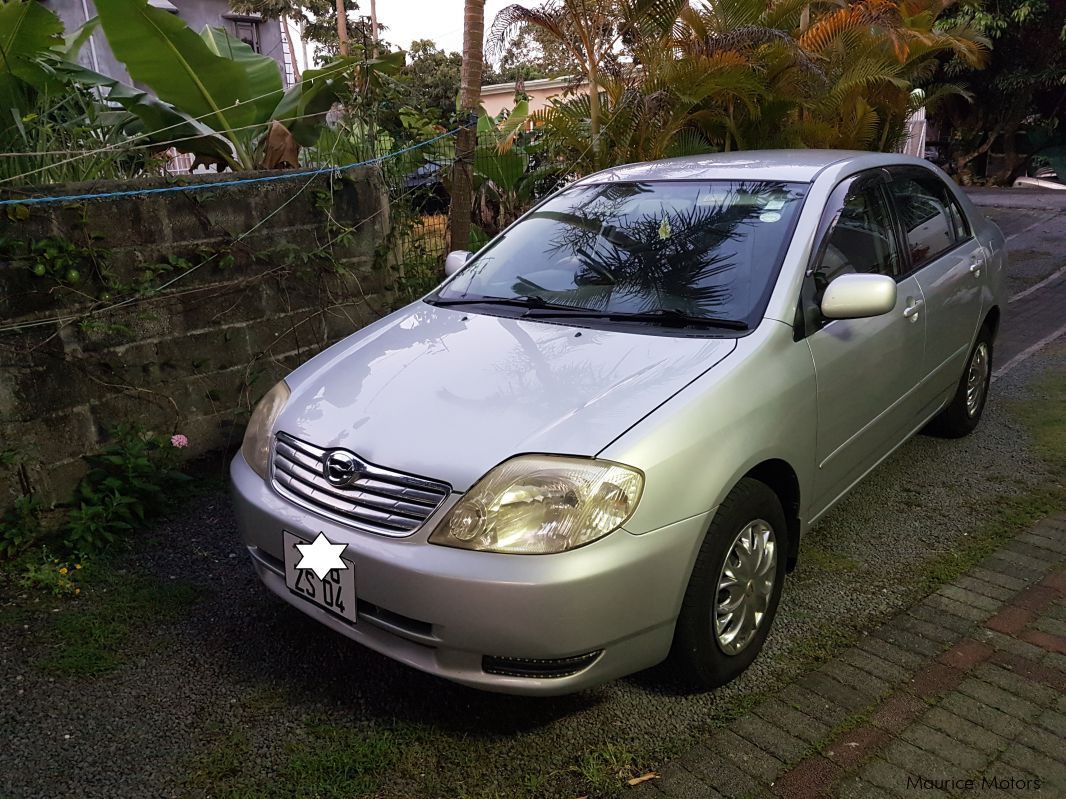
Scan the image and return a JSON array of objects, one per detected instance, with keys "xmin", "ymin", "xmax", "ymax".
[{"xmin": 810, "ymin": 182, "xmax": 901, "ymax": 298}]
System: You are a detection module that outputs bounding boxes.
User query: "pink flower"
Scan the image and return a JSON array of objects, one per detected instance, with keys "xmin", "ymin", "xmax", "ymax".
[{"xmin": 171, "ymin": 434, "xmax": 189, "ymax": 449}]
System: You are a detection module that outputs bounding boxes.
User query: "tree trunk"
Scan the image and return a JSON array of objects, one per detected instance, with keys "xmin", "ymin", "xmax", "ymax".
[
  {"xmin": 994, "ymin": 123, "xmax": 1027, "ymax": 186},
  {"xmin": 369, "ymin": 0, "xmax": 379, "ymax": 57},
  {"xmin": 952, "ymin": 126, "xmax": 1001, "ymax": 181},
  {"xmin": 448, "ymin": 0, "xmax": 485, "ymax": 254},
  {"xmin": 588, "ymin": 61, "xmax": 600, "ymax": 161},
  {"xmin": 335, "ymin": 0, "xmax": 349, "ymax": 56}
]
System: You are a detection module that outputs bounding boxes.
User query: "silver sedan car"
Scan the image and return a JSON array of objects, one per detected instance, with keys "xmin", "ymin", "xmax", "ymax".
[{"xmin": 231, "ymin": 150, "xmax": 1005, "ymax": 695}]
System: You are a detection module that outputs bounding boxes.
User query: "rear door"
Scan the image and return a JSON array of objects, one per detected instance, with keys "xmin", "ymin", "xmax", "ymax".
[
  {"xmin": 885, "ymin": 167, "xmax": 985, "ymax": 409},
  {"xmin": 801, "ymin": 170, "xmax": 927, "ymax": 515}
]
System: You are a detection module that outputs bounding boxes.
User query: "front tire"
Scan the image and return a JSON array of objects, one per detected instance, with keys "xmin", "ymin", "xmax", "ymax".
[
  {"xmin": 669, "ymin": 478, "xmax": 788, "ymax": 690},
  {"xmin": 924, "ymin": 325, "xmax": 993, "ymax": 438}
]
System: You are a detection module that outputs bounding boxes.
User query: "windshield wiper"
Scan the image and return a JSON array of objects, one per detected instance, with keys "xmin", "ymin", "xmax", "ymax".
[
  {"xmin": 523, "ymin": 307, "xmax": 749, "ymax": 330},
  {"xmin": 430, "ymin": 294, "xmax": 546, "ymax": 309},
  {"xmin": 429, "ymin": 295, "xmax": 594, "ymax": 313},
  {"xmin": 429, "ymin": 296, "xmax": 747, "ymax": 330}
]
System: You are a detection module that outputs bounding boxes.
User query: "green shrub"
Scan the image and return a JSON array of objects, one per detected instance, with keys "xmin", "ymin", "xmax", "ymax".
[
  {"xmin": 0, "ymin": 496, "xmax": 44, "ymax": 560},
  {"xmin": 16, "ymin": 547, "xmax": 84, "ymax": 596},
  {"xmin": 63, "ymin": 425, "xmax": 191, "ymax": 556}
]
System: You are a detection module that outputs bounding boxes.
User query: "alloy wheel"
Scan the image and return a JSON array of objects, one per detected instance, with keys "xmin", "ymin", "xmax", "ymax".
[
  {"xmin": 713, "ymin": 519, "xmax": 777, "ymax": 655},
  {"xmin": 966, "ymin": 342, "xmax": 990, "ymax": 417}
]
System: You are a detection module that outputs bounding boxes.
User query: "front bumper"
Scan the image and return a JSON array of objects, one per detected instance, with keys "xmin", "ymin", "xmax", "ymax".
[{"xmin": 230, "ymin": 452, "xmax": 709, "ymax": 695}]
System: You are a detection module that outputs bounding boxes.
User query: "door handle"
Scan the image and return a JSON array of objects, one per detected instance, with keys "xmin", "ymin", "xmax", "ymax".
[
  {"xmin": 969, "ymin": 253, "xmax": 984, "ymax": 277},
  {"xmin": 903, "ymin": 298, "xmax": 923, "ymax": 321}
]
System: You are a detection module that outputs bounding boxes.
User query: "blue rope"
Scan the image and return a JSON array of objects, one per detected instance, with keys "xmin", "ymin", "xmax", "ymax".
[{"xmin": 0, "ymin": 127, "xmax": 461, "ymax": 208}]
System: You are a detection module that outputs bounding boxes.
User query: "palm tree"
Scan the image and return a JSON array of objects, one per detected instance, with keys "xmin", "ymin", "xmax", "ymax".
[
  {"xmin": 489, "ymin": 0, "xmax": 616, "ymax": 158},
  {"xmin": 496, "ymin": 0, "xmax": 991, "ymax": 180},
  {"xmin": 669, "ymin": 0, "xmax": 818, "ymax": 150},
  {"xmin": 448, "ymin": 0, "xmax": 486, "ymax": 252},
  {"xmin": 531, "ymin": 41, "xmax": 768, "ymax": 171},
  {"xmin": 797, "ymin": 0, "xmax": 988, "ymax": 149},
  {"xmin": 489, "ymin": 0, "xmax": 684, "ymax": 158},
  {"xmin": 671, "ymin": 0, "xmax": 987, "ymax": 151}
]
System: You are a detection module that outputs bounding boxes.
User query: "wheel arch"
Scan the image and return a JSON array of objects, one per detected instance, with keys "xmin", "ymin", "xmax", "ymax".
[
  {"xmin": 742, "ymin": 459, "xmax": 802, "ymax": 572},
  {"xmin": 983, "ymin": 305, "xmax": 1001, "ymax": 341}
]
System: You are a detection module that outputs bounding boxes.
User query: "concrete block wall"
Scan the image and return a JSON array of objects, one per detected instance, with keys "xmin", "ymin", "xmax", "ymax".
[{"xmin": 0, "ymin": 166, "xmax": 394, "ymax": 510}]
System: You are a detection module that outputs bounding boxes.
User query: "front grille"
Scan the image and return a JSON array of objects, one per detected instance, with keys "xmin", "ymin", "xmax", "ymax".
[
  {"xmin": 271, "ymin": 432, "xmax": 450, "ymax": 537},
  {"xmin": 482, "ymin": 651, "xmax": 603, "ymax": 679}
]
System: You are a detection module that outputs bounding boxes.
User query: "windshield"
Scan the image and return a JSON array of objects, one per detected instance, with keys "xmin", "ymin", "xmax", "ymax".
[{"xmin": 433, "ymin": 180, "xmax": 808, "ymax": 327}]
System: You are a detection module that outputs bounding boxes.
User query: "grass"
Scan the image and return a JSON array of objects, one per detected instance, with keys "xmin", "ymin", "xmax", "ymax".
[
  {"xmin": 186, "ymin": 720, "xmax": 408, "ymax": 799},
  {"xmin": 280, "ymin": 725, "xmax": 406, "ymax": 799},
  {"xmin": 1011, "ymin": 365, "xmax": 1066, "ymax": 475},
  {"xmin": 34, "ymin": 564, "xmax": 201, "ymax": 677},
  {"xmin": 796, "ymin": 545, "xmax": 860, "ymax": 578},
  {"xmin": 783, "ymin": 620, "xmax": 864, "ymax": 670},
  {"xmin": 185, "ymin": 713, "xmax": 648, "ymax": 799},
  {"xmin": 911, "ymin": 365, "xmax": 1066, "ymax": 597},
  {"xmin": 707, "ymin": 690, "xmax": 769, "ymax": 727},
  {"xmin": 184, "ymin": 723, "xmax": 258, "ymax": 799},
  {"xmin": 818, "ymin": 708, "xmax": 874, "ymax": 751},
  {"xmin": 573, "ymin": 744, "xmax": 638, "ymax": 796},
  {"xmin": 912, "ymin": 488, "xmax": 1064, "ymax": 596}
]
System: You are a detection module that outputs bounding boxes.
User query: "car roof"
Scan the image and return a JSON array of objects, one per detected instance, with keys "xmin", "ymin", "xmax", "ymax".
[{"xmin": 575, "ymin": 149, "xmax": 899, "ymax": 185}]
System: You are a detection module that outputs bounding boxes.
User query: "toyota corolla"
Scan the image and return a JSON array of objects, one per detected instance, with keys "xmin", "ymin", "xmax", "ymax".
[{"xmin": 231, "ymin": 150, "xmax": 1005, "ymax": 695}]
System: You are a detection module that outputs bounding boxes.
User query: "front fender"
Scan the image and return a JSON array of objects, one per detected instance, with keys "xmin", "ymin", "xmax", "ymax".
[{"xmin": 599, "ymin": 320, "xmax": 817, "ymax": 536}]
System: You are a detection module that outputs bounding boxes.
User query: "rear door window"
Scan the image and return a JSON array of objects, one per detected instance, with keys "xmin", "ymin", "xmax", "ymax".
[{"xmin": 887, "ymin": 171, "xmax": 969, "ymax": 269}]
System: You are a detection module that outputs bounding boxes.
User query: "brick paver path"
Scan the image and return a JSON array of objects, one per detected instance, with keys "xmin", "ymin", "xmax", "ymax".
[{"xmin": 637, "ymin": 514, "xmax": 1066, "ymax": 798}]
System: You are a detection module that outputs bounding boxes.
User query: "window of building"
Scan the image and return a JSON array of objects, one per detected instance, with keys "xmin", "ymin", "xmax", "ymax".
[{"xmin": 233, "ymin": 20, "xmax": 261, "ymax": 52}]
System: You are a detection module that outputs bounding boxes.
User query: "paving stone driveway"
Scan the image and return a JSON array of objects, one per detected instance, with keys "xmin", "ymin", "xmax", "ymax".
[{"xmin": 637, "ymin": 514, "xmax": 1066, "ymax": 798}]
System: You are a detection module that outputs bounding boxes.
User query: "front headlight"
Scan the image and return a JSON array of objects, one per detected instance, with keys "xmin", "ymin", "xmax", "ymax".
[
  {"xmin": 241, "ymin": 380, "xmax": 290, "ymax": 479},
  {"xmin": 429, "ymin": 455, "xmax": 643, "ymax": 554}
]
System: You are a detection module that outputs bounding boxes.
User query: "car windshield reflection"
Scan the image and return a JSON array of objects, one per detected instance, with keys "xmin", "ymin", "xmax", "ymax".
[{"xmin": 432, "ymin": 180, "xmax": 808, "ymax": 327}]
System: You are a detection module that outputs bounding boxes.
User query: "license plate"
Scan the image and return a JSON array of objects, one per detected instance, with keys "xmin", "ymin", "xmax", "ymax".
[{"xmin": 282, "ymin": 531, "xmax": 357, "ymax": 624}]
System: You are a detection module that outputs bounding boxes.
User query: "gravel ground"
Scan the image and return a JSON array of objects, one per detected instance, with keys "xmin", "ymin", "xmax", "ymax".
[{"xmin": 2, "ymin": 208, "xmax": 1064, "ymax": 799}]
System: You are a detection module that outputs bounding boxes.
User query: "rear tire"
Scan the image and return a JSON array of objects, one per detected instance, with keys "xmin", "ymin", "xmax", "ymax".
[
  {"xmin": 668, "ymin": 478, "xmax": 788, "ymax": 690},
  {"xmin": 924, "ymin": 326, "xmax": 993, "ymax": 439}
]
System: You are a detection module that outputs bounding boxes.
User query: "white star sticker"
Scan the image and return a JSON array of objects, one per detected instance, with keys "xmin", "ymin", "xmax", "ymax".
[{"xmin": 295, "ymin": 532, "xmax": 349, "ymax": 580}]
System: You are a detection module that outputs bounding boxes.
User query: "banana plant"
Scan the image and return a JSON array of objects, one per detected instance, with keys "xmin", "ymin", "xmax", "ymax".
[
  {"xmin": 473, "ymin": 100, "xmax": 561, "ymax": 234},
  {"xmin": 92, "ymin": 0, "xmax": 403, "ymax": 169},
  {"xmin": 0, "ymin": 0, "xmax": 166, "ymax": 180},
  {"xmin": 0, "ymin": 0, "xmax": 65, "ymax": 137}
]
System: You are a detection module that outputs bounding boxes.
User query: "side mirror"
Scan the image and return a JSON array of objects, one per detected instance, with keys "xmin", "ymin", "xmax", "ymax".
[
  {"xmin": 821, "ymin": 273, "xmax": 897, "ymax": 320},
  {"xmin": 443, "ymin": 250, "xmax": 472, "ymax": 277}
]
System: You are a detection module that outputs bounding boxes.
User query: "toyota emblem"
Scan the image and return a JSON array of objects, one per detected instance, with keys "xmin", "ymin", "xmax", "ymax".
[{"xmin": 322, "ymin": 450, "xmax": 364, "ymax": 487}]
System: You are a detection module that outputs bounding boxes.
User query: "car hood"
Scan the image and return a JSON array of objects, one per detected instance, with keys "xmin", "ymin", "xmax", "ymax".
[{"xmin": 276, "ymin": 303, "xmax": 736, "ymax": 490}]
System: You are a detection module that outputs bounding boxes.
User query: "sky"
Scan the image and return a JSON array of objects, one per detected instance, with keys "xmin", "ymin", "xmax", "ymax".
[{"xmin": 375, "ymin": 0, "xmax": 512, "ymax": 55}]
